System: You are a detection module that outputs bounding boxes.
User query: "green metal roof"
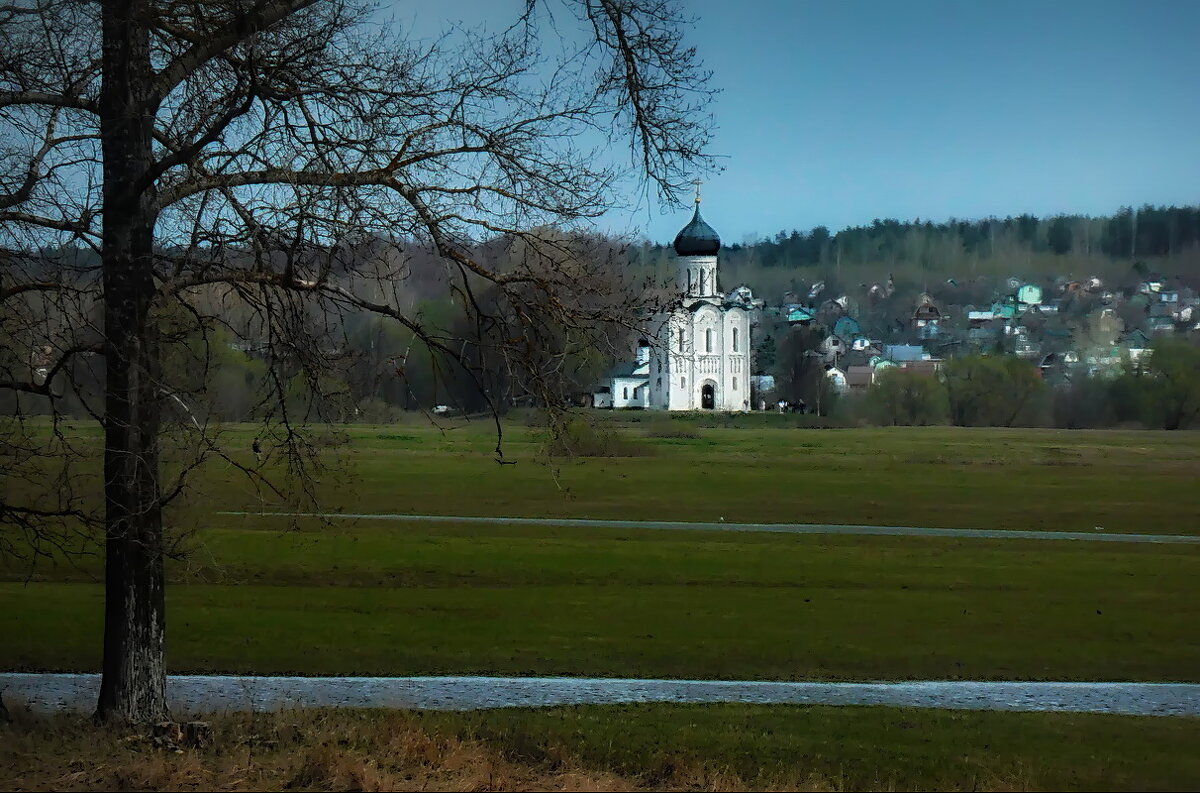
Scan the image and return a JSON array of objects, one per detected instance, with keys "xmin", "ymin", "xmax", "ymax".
[
  {"xmin": 787, "ymin": 307, "xmax": 815, "ymax": 323},
  {"xmin": 833, "ymin": 316, "xmax": 862, "ymax": 338}
]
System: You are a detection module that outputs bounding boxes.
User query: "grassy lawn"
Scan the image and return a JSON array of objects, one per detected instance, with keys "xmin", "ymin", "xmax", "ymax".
[
  {"xmin": 259, "ymin": 419, "xmax": 1200, "ymax": 532},
  {"xmin": 4, "ymin": 530, "xmax": 1197, "ymax": 680},
  {"xmin": 3, "ymin": 419, "xmax": 1199, "ymax": 681},
  {"xmin": 5, "ymin": 419, "xmax": 1199, "ymax": 790},
  {"xmin": 4, "ymin": 703, "xmax": 1199, "ymax": 791},
  {"xmin": 10, "ymin": 416, "xmax": 1200, "ymax": 531},
  {"xmin": 2, "ymin": 419, "xmax": 1200, "ymax": 681}
]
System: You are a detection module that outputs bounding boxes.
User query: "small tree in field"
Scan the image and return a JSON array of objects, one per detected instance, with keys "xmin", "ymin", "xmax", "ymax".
[
  {"xmin": 864, "ymin": 367, "xmax": 947, "ymax": 426},
  {"xmin": 1051, "ymin": 374, "xmax": 1115, "ymax": 429},
  {"xmin": 942, "ymin": 355, "xmax": 1044, "ymax": 427},
  {"xmin": 1143, "ymin": 338, "xmax": 1200, "ymax": 430},
  {"xmin": 775, "ymin": 325, "xmax": 824, "ymax": 408},
  {"xmin": 0, "ymin": 0, "xmax": 714, "ymax": 724}
]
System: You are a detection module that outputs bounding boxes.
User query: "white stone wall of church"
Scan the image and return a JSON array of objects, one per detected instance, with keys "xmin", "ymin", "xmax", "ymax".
[
  {"xmin": 633, "ymin": 255, "xmax": 754, "ymax": 413},
  {"xmin": 611, "ymin": 377, "xmax": 649, "ymax": 409},
  {"xmin": 678, "ymin": 255, "xmax": 718, "ymax": 297},
  {"xmin": 643, "ymin": 313, "xmax": 682, "ymax": 410},
  {"xmin": 644, "ymin": 323, "xmax": 664, "ymax": 410},
  {"xmin": 634, "ymin": 305, "xmax": 750, "ymax": 412},
  {"xmin": 669, "ymin": 312, "xmax": 693, "ymax": 410},
  {"xmin": 692, "ymin": 304, "xmax": 721, "ymax": 408},
  {"xmin": 724, "ymin": 308, "xmax": 751, "ymax": 411}
]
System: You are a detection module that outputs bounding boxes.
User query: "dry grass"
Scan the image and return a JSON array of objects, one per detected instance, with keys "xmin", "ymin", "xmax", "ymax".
[
  {"xmin": 4, "ymin": 701, "xmax": 1190, "ymax": 792},
  {"xmin": 2, "ymin": 708, "xmax": 629, "ymax": 792},
  {"xmin": 0, "ymin": 707, "xmax": 847, "ymax": 792}
]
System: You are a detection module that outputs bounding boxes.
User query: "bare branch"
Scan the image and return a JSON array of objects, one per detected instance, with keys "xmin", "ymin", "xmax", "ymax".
[
  {"xmin": 150, "ymin": 0, "xmax": 321, "ymax": 107},
  {"xmin": 0, "ymin": 91, "xmax": 98, "ymax": 114}
]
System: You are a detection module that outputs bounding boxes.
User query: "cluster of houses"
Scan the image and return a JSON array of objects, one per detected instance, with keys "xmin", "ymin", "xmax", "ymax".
[{"xmin": 772, "ymin": 273, "xmax": 1200, "ymax": 395}]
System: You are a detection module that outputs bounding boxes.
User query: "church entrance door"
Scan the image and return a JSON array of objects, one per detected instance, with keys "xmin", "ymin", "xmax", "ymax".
[{"xmin": 701, "ymin": 382, "xmax": 715, "ymax": 410}]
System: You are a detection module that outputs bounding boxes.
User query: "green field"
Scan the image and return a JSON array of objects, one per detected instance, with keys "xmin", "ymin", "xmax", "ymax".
[
  {"xmin": 3, "ymin": 419, "xmax": 1199, "ymax": 681},
  {"xmin": 210, "ymin": 417, "xmax": 1200, "ymax": 531}
]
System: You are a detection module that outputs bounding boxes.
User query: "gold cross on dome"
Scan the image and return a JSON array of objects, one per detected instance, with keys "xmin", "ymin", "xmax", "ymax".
[{"xmin": 691, "ymin": 178, "xmax": 702, "ymax": 204}]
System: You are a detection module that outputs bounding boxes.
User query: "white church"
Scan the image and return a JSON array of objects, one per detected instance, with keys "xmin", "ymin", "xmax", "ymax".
[{"xmin": 595, "ymin": 194, "xmax": 758, "ymax": 411}]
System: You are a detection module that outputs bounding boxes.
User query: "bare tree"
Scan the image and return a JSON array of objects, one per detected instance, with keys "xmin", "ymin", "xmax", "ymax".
[{"xmin": 0, "ymin": 0, "xmax": 713, "ymax": 723}]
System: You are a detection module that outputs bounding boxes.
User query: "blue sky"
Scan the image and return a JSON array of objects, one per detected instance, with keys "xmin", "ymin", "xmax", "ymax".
[{"xmin": 402, "ymin": 1, "xmax": 1200, "ymax": 243}]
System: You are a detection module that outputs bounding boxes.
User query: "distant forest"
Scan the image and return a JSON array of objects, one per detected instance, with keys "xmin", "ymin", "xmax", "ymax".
[{"xmin": 630, "ymin": 205, "xmax": 1200, "ymax": 301}]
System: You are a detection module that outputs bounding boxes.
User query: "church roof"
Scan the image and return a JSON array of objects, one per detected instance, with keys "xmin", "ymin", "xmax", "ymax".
[
  {"xmin": 673, "ymin": 204, "xmax": 721, "ymax": 256},
  {"xmin": 606, "ymin": 360, "xmax": 649, "ymax": 379}
]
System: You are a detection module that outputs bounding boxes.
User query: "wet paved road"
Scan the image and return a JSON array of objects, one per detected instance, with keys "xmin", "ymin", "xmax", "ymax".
[
  {"xmin": 3, "ymin": 674, "xmax": 1198, "ymax": 717},
  {"xmin": 220, "ymin": 511, "xmax": 1200, "ymax": 544}
]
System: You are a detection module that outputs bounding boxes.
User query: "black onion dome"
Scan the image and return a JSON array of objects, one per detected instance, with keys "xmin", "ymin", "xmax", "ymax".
[{"xmin": 673, "ymin": 205, "xmax": 721, "ymax": 256}]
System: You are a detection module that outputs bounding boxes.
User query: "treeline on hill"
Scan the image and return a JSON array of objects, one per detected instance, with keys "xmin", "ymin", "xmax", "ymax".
[{"xmin": 631, "ymin": 204, "xmax": 1200, "ymax": 303}]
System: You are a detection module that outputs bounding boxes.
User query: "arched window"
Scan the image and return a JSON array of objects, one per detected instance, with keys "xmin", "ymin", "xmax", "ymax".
[
  {"xmin": 677, "ymin": 328, "xmax": 684, "ymax": 352},
  {"xmin": 733, "ymin": 377, "xmax": 738, "ymax": 391},
  {"xmin": 687, "ymin": 270, "xmax": 692, "ymax": 292},
  {"xmin": 623, "ymin": 387, "xmax": 628, "ymax": 399},
  {"xmin": 705, "ymin": 328, "xmax": 713, "ymax": 353},
  {"xmin": 681, "ymin": 376, "xmax": 686, "ymax": 388},
  {"xmin": 656, "ymin": 377, "xmax": 662, "ymax": 389},
  {"xmin": 732, "ymin": 327, "xmax": 739, "ymax": 352},
  {"xmin": 700, "ymin": 270, "xmax": 707, "ymax": 294}
]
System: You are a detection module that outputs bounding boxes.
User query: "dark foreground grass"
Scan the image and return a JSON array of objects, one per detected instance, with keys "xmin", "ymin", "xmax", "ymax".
[{"xmin": 3, "ymin": 702, "xmax": 1198, "ymax": 791}]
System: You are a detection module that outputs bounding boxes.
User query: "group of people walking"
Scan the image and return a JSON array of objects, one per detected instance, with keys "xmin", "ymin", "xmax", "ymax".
[{"xmin": 760, "ymin": 398, "xmax": 806, "ymax": 414}]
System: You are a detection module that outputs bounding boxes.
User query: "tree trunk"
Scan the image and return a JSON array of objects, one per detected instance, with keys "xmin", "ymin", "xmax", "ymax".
[{"xmin": 95, "ymin": 0, "xmax": 169, "ymax": 724}]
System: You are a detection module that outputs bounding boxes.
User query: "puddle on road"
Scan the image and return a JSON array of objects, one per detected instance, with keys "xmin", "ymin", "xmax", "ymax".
[{"xmin": 3, "ymin": 674, "xmax": 1198, "ymax": 717}]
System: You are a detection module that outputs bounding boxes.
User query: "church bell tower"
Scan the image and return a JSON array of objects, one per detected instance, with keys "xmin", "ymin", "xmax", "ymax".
[{"xmin": 673, "ymin": 181, "xmax": 721, "ymax": 299}]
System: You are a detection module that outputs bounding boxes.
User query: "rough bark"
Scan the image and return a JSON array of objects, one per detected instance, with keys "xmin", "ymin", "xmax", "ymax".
[{"xmin": 94, "ymin": 0, "xmax": 169, "ymax": 724}]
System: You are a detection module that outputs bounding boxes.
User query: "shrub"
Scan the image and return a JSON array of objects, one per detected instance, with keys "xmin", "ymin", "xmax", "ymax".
[
  {"xmin": 788, "ymin": 414, "xmax": 855, "ymax": 429},
  {"xmin": 353, "ymin": 398, "xmax": 405, "ymax": 424},
  {"xmin": 1145, "ymin": 338, "xmax": 1200, "ymax": 430},
  {"xmin": 543, "ymin": 419, "xmax": 652, "ymax": 458},
  {"xmin": 644, "ymin": 422, "xmax": 702, "ymax": 439},
  {"xmin": 513, "ymin": 408, "xmax": 550, "ymax": 427},
  {"xmin": 863, "ymin": 368, "xmax": 948, "ymax": 426},
  {"xmin": 942, "ymin": 355, "xmax": 1044, "ymax": 427},
  {"xmin": 689, "ymin": 411, "xmax": 753, "ymax": 429},
  {"xmin": 1051, "ymin": 375, "xmax": 1115, "ymax": 429}
]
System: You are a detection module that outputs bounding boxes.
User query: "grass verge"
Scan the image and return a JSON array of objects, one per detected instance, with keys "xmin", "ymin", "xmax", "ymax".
[{"xmin": 2, "ymin": 702, "xmax": 1198, "ymax": 791}]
